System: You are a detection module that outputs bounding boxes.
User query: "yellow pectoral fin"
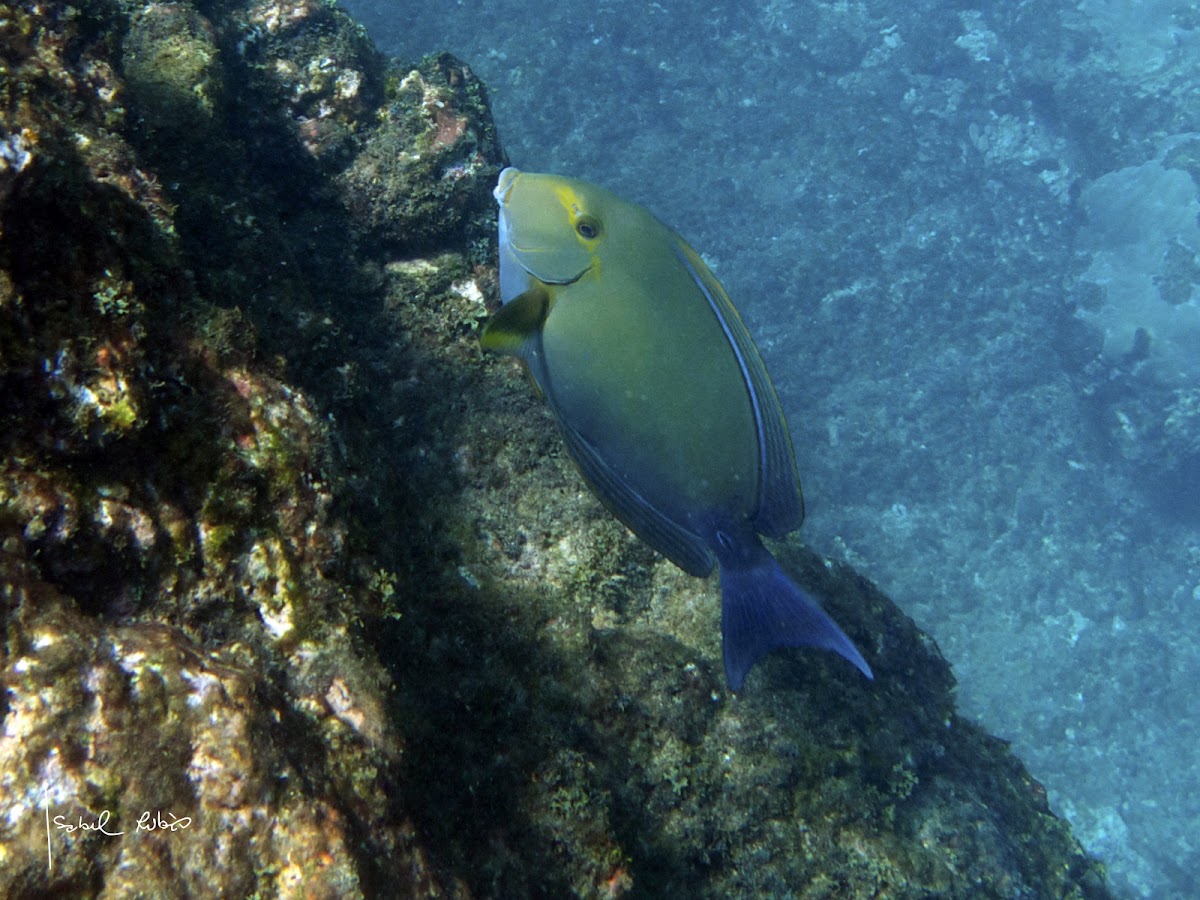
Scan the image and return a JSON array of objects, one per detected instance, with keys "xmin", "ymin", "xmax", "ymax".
[{"xmin": 480, "ymin": 287, "xmax": 551, "ymax": 356}]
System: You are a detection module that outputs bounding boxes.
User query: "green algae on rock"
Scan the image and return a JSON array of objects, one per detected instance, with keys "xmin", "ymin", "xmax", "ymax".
[
  {"xmin": 1, "ymin": 1, "xmax": 463, "ymax": 895},
  {"xmin": 339, "ymin": 52, "xmax": 505, "ymax": 252},
  {"xmin": 1, "ymin": 0, "xmax": 1110, "ymax": 897}
]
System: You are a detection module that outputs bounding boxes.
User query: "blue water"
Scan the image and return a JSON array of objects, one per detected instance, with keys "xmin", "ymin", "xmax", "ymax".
[{"xmin": 338, "ymin": 2, "xmax": 1200, "ymax": 896}]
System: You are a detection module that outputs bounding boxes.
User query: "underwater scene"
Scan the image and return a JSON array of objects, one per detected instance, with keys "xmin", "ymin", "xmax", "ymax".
[
  {"xmin": 340, "ymin": 1, "xmax": 1199, "ymax": 896},
  {"xmin": 0, "ymin": 0, "xmax": 1193, "ymax": 896}
]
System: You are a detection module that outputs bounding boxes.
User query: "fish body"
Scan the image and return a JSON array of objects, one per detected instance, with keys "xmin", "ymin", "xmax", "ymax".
[{"xmin": 483, "ymin": 167, "xmax": 871, "ymax": 690}]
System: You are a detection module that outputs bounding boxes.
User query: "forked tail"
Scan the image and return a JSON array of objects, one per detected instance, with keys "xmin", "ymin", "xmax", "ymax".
[{"xmin": 719, "ymin": 544, "xmax": 873, "ymax": 691}]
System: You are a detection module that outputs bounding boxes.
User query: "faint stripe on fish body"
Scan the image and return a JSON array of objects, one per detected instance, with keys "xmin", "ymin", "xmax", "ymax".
[{"xmin": 673, "ymin": 243, "xmax": 770, "ymax": 515}]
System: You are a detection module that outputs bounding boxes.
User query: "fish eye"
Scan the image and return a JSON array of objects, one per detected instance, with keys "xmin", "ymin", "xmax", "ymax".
[{"xmin": 576, "ymin": 217, "xmax": 601, "ymax": 240}]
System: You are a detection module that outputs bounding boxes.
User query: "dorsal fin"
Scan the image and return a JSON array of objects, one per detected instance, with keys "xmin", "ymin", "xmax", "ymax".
[{"xmin": 673, "ymin": 241, "xmax": 803, "ymax": 536}]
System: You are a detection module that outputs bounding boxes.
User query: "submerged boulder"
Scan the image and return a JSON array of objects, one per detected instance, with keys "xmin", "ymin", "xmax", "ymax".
[{"xmin": 0, "ymin": 1, "xmax": 1110, "ymax": 897}]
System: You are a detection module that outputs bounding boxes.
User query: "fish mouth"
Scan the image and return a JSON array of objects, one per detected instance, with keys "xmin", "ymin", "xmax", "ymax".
[
  {"xmin": 493, "ymin": 167, "xmax": 520, "ymax": 206},
  {"xmin": 494, "ymin": 167, "xmax": 590, "ymax": 285}
]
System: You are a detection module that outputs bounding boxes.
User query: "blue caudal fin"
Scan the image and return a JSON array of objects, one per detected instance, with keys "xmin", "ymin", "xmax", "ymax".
[{"xmin": 719, "ymin": 549, "xmax": 873, "ymax": 691}]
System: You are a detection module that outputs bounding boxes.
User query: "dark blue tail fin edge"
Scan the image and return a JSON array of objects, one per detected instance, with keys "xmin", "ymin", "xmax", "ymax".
[{"xmin": 719, "ymin": 550, "xmax": 873, "ymax": 691}]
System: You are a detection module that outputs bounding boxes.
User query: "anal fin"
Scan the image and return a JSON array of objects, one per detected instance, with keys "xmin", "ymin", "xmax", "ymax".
[{"xmin": 556, "ymin": 418, "xmax": 715, "ymax": 577}]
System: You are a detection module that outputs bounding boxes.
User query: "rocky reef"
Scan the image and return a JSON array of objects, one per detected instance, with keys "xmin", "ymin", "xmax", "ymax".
[{"xmin": 1, "ymin": 1, "xmax": 1111, "ymax": 897}]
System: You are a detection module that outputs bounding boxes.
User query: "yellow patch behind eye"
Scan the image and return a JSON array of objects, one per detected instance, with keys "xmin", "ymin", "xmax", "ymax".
[
  {"xmin": 551, "ymin": 185, "xmax": 602, "ymax": 253},
  {"xmin": 553, "ymin": 184, "xmax": 582, "ymax": 219}
]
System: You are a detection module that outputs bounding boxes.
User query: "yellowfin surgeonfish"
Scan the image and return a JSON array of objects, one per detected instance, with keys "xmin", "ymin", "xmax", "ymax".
[{"xmin": 482, "ymin": 167, "xmax": 872, "ymax": 690}]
